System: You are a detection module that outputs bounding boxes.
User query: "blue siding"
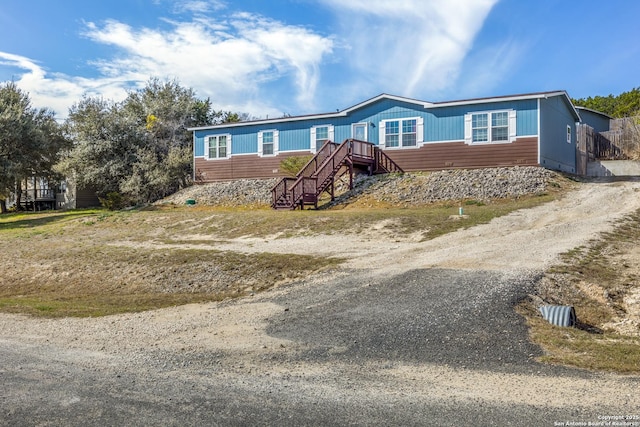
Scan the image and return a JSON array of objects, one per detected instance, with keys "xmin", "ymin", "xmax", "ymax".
[
  {"xmin": 578, "ymin": 109, "xmax": 610, "ymax": 133},
  {"xmin": 427, "ymin": 99, "xmax": 538, "ymax": 140},
  {"xmin": 194, "ymin": 127, "xmax": 259, "ymax": 155},
  {"xmin": 540, "ymin": 96, "xmax": 577, "ymax": 173},
  {"xmin": 194, "ymin": 133, "xmax": 205, "ymax": 156},
  {"xmin": 194, "ymin": 96, "xmax": 541, "ymax": 157},
  {"xmin": 231, "ymin": 130, "xmax": 257, "ymax": 154},
  {"xmin": 425, "ymin": 109, "xmax": 464, "ymax": 141},
  {"xmin": 279, "ymin": 126, "xmax": 310, "ymax": 151}
]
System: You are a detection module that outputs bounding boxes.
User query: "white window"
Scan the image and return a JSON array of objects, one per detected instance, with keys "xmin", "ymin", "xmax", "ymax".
[
  {"xmin": 464, "ymin": 110, "xmax": 516, "ymax": 144},
  {"xmin": 379, "ymin": 117, "xmax": 423, "ymax": 148},
  {"xmin": 204, "ymin": 134, "xmax": 231, "ymax": 159},
  {"xmin": 258, "ymin": 129, "xmax": 279, "ymax": 156},
  {"xmin": 567, "ymin": 125, "xmax": 572, "ymax": 144},
  {"xmin": 310, "ymin": 125, "xmax": 334, "ymax": 153}
]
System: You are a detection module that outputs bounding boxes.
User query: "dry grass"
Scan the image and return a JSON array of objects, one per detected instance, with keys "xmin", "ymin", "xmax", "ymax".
[
  {"xmin": 522, "ymin": 314, "xmax": 640, "ymax": 373},
  {"xmin": 0, "ymin": 179, "xmax": 565, "ymax": 318},
  {"xmin": 4, "ymin": 174, "xmax": 639, "ymax": 374},
  {"xmin": 0, "ymin": 209, "xmax": 342, "ymax": 317},
  {"xmin": 521, "ymin": 210, "xmax": 640, "ymax": 373}
]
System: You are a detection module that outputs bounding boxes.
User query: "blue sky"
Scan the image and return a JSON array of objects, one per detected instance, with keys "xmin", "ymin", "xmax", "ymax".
[{"xmin": 1, "ymin": 0, "xmax": 638, "ymax": 120}]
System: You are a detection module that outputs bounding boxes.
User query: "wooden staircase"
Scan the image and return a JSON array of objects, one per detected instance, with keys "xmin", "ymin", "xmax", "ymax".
[{"xmin": 271, "ymin": 139, "xmax": 403, "ymax": 210}]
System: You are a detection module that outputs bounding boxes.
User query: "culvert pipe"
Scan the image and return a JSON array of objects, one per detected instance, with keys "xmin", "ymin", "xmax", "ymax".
[{"xmin": 539, "ymin": 305, "xmax": 576, "ymax": 327}]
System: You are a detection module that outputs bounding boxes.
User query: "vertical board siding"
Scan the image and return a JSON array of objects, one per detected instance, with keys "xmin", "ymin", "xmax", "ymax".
[
  {"xmin": 195, "ymin": 138, "xmax": 538, "ymax": 182},
  {"xmin": 231, "ymin": 131, "xmax": 257, "ymax": 154},
  {"xmin": 539, "ymin": 96, "xmax": 577, "ymax": 173},
  {"xmin": 425, "ymin": 110, "xmax": 464, "ymax": 142},
  {"xmin": 577, "ymin": 109, "xmax": 610, "ymax": 133},
  {"xmin": 279, "ymin": 126, "xmax": 310, "ymax": 151},
  {"xmin": 194, "ymin": 97, "xmax": 541, "ymax": 158}
]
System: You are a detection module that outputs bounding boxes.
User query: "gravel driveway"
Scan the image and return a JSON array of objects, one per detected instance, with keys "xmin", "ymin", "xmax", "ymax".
[{"xmin": 2, "ymin": 179, "xmax": 640, "ymax": 426}]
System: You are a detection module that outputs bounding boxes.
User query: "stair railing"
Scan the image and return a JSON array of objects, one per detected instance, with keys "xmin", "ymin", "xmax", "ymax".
[
  {"xmin": 312, "ymin": 140, "xmax": 351, "ymax": 193},
  {"xmin": 271, "ymin": 140, "xmax": 338, "ymax": 208},
  {"xmin": 271, "ymin": 177, "xmax": 296, "ymax": 207},
  {"xmin": 374, "ymin": 147, "xmax": 403, "ymax": 173},
  {"xmin": 272, "ymin": 138, "xmax": 403, "ymax": 209}
]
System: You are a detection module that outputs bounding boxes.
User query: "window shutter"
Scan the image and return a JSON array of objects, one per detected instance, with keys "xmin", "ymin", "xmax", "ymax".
[
  {"xmin": 509, "ymin": 110, "xmax": 517, "ymax": 141},
  {"xmin": 204, "ymin": 137, "xmax": 210, "ymax": 159},
  {"xmin": 257, "ymin": 132, "xmax": 263, "ymax": 156},
  {"xmin": 273, "ymin": 129, "xmax": 279, "ymax": 154},
  {"xmin": 464, "ymin": 114, "xmax": 472, "ymax": 144},
  {"xmin": 328, "ymin": 125, "xmax": 335, "ymax": 143},
  {"xmin": 416, "ymin": 117, "xmax": 424, "ymax": 145},
  {"xmin": 310, "ymin": 127, "xmax": 316, "ymax": 153},
  {"xmin": 378, "ymin": 121, "xmax": 386, "ymax": 148},
  {"xmin": 226, "ymin": 134, "xmax": 232, "ymax": 158}
]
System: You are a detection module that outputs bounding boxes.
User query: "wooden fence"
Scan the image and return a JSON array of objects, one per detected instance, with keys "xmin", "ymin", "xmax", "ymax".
[
  {"xmin": 576, "ymin": 118, "xmax": 640, "ymax": 175},
  {"xmin": 604, "ymin": 117, "xmax": 640, "ymax": 161},
  {"xmin": 577, "ymin": 124, "xmax": 626, "ymax": 161}
]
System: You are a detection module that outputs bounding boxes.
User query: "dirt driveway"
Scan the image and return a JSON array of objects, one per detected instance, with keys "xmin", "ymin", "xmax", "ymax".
[{"xmin": 2, "ymin": 179, "xmax": 640, "ymax": 426}]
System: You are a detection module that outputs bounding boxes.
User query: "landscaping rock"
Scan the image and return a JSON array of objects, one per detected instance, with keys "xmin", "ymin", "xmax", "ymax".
[
  {"xmin": 158, "ymin": 178, "xmax": 279, "ymax": 207},
  {"xmin": 158, "ymin": 167, "xmax": 558, "ymax": 208},
  {"xmin": 331, "ymin": 166, "xmax": 557, "ymax": 206}
]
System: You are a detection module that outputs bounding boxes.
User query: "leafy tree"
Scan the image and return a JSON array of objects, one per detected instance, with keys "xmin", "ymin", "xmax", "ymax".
[
  {"xmin": 0, "ymin": 82, "xmax": 68, "ymax": 212},
  {"xmin": 60, "ymin": 78, "xmax": 235, "ymax": 206},
  {"xmin": 573, "ymin": 87, "xmax": 640, "ymax": 118},
  {"xmin": 58, "ymin": 96, "xmax": 142, "ymax": 200}
]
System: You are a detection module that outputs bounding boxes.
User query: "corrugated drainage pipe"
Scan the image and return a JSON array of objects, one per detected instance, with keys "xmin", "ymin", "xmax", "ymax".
[{"xmin": 539, "ymin": 305, "xmax": 576, "ymax": 327}]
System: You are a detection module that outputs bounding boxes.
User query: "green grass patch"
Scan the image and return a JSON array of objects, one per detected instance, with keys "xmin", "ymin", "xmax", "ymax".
[
  {"xmin": 524, "ymin": 315, "xmax": 640, "ymax": 373},
  {"xmin": 0, "ymin": 209, "xmax": 104, "ymax": 233},
  {"xmin": 0, "ymin": 293, "xmax": 231, "ymax": 318}
]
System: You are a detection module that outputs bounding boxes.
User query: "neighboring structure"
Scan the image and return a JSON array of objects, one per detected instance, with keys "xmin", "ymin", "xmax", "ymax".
[
  {"xmin": 575, "ymin": 106, "xmax": 612, "ymax": 133},
  {"xmin": 8, "ymin": 177, "xmax": 59, "ymax": 211},
  {"xmin": 7, "ymin": 177, "xmax": 100, "ymax": 211},
  {"xmin": 190, "ymin": 91, "xmax": 582, "ymax": 184},
  {"xmin": 56, "ymin": 178, "xmax": 101, "ymax": 210}
]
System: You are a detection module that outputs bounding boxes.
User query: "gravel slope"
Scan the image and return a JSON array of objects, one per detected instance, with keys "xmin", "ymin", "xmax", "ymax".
[{"xmin": 159, "ymin": 166, "xmax": 556, "ymax": 207}]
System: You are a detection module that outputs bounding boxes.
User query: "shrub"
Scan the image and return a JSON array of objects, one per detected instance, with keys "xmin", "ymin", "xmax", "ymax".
[
  {"xmin": 280, "ymin": 155, "xmax": 313, "ymax": 177},
  {"xmin": 99, "ymin": 192, "xmax": 127, "ymax": 210}
]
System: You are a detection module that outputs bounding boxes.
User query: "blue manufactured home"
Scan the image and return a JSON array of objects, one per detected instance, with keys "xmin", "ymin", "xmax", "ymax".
[{"xmin": 190, "ymin": 91, "xmax": 582, "ymax": 183}]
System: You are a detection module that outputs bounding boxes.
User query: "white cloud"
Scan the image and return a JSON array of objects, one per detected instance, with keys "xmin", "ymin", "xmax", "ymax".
[
  {"xmin": 1, "ymin": 0, "xmax": 498, "ymax": 119},
  {"xmin": 1, "ymin": 10, "xmax": 333, "ymax": 119},
  {"xmin": 231, "ymin": 13, "xmax": 334, "ymax": 109},
  {"xmin": 81, "ymin": 13, "xmax": 333, "ymax": 113},
  {"xmin": 320, "ymin": 0, "xmax": 499, "ymax": 100},
  {"xmin": 0, "ymin": 51, "xmax": 132, "ymax": 119}
]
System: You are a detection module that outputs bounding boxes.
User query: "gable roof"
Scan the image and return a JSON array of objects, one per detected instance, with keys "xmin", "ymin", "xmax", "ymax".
[
  {"xmin": 575, "ymin": 106, "xmax": 612, "ymax": 120},
  {"xmin": 189, "ymin": 90, "xmax": 579, "ymax": 131}
]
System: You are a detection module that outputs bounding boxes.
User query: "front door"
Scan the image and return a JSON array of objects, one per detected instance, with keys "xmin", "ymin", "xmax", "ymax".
[{"xmin": 352, "ymin": 123, "xmax": 368, "ymax": 141}]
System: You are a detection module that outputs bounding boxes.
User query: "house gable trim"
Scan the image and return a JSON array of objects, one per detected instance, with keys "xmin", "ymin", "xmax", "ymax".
[
  {"xmin": 188, "ymin": 94, "xmax": 433, "ymax": 131},
  {"xmin": 189, "ymin": 91, "xmax": 579, "ymax": 132}
]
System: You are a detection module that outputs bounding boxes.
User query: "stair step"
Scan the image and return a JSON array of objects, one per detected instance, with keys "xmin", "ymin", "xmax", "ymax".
[{"xmin": 271, "ymin": 139, "xmax": 403, "ymax": 210}]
